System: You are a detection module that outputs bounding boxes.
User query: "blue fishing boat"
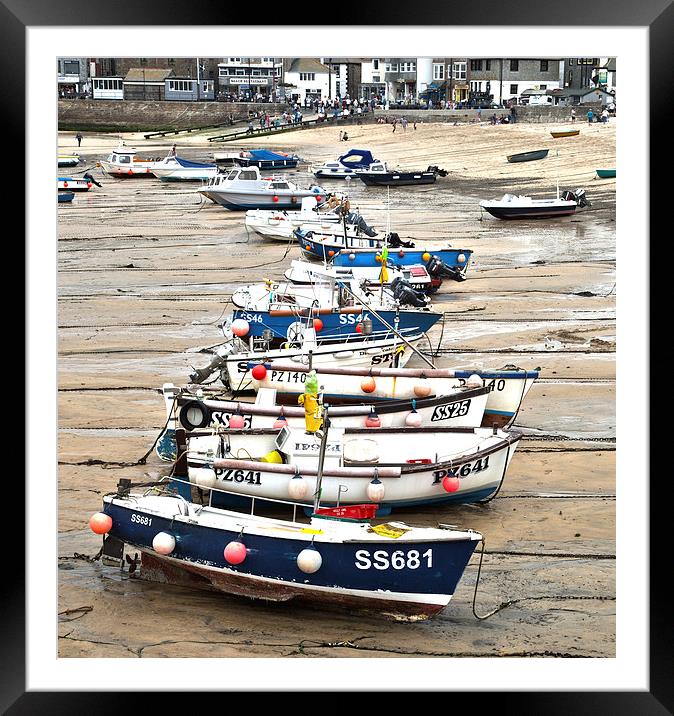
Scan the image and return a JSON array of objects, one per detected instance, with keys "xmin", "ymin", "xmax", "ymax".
[
  {"xmin": 296, "ymin": 229, "xmax": 472, "ymax": 279},
  {"xmin": 235, "ymin": 149, "xmax": 300, "ymax": 169},
  {"xmin": 58, "ymin": 191, "xmax": 75, "ymax": 203},
  {"xmin": 313, "ymin": 149, "xmax": 384, "ymax": 179},
  {"xmin": 230, "ymin": 277, "xmax": 441, "ymax": 346},
  {"xmin": 91, "ymin": 469, "xmax": 482, "ymax": 620}
]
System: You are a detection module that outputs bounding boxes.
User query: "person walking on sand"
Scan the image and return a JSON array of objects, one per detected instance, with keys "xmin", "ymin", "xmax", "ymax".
[
  {"xmin": 571, "ymin": 108, "xmax": 576, "ymax": 122},
  {"xmin": 587, "ymin": 109, "xmax": 594, "ymax": 124},
  {"xmin": 392, "ymin": 118, "xmax": 397, "ymax": 133},
  {"xmin": 76, "ymin": 132, "xmax": 83, "ymax": 147}
]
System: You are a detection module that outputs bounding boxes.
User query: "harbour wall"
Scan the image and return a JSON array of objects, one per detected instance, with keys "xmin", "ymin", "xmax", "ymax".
[{"xmin": 58, "ymin": 99, "xmax": 606, "ymax": 132}]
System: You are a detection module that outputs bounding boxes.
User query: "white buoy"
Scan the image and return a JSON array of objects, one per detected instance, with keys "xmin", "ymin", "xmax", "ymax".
[
  {"xmin": 366, "ymin": 477, "xmax": 385, "ymax": 502},
  {"xmin": 466, "ymin": 373, "xmax": 483, "ymax": 387},
  {"xmin": 297, "ymin": 548, "xmax": 322, "ymax": 574},
  {"xmin": 288, "ymin": 474, "xmax": 308, "ymax": 499},
  {"xmin": 152, "ymin": 532, "xmax": 176, "ymax": 555}
]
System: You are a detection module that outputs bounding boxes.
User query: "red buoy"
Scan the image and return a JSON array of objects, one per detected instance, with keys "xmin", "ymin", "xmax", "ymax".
[
  {"xmin": 89, "ymin": 512, "xmax": 112, "ymax": 535},
  {"xmin": 313, "ymin": 318, "xmax": 324, "ymax": 332},
  {"xmin": 251, "ymin": 363, "xmax": 267, "ymax": 380},
  {"xmin": 442, "ymin": 476, "xmax": 461, "ymax": 493},
  {"xmin": 224, "ymin": 541, "xmax": 247, "ymax": 565}
]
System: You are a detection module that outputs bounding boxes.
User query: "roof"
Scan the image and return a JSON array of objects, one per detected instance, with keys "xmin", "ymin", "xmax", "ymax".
[
  {"xmin": 600, "ymin": 58, "xmax": 616, "ymax": 71},
  {"xmin": 124, "ymin": 68, "xmax": 174, "ymax": 82},
  {"xmin": 287, "ymin": 58, "xmax": 330, "ymax": 74}
]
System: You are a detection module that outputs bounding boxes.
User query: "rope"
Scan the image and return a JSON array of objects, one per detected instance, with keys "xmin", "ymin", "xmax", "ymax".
[{"xmin": 471, "ymin": 539, "xmax": 513, "ymax": 620}]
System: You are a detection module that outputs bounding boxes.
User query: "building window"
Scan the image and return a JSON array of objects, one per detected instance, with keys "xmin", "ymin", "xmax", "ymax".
[
  {"xmin": 510, "ymin": 60, "xmax": 519, "ymax": 71},
  {"xmin": 372, "ymin": 75, "xmax": 380, "ymax": 82},
  {"xmin": 453, "ymin": 62, "xmax": 466, "ymax": 80},
  {"xmin": 540, "ymin": 60, "xmax": 549, "ymax": 72},
  {"xmin": 470, "ymin": 60, "xmax": 483, "ymax": 71},
  {"xmin": 63, "ymin": 60, "xmax": 80, "ymax": 75},
  {"xmin": 433, "ymin": 64, "xmax": 444, "ymax": 80},
  {"xmin": 373, "ymin": 59, "xmax": 379, "ymax": 70},
  {"xmin": 300, "ymin": 73, "xmax": 316, "ymax": 81},
  {"xmin": 169, "ymin": 80, "xmax": 192, "ymax": 92},
  {"xmin": 485, "ymin": 59, "xmax": 492, "ymax": 70},
  {"xmin": 140, "ymin": 58, "xmax": 147, "ymax": 66},
  {"xmin": 540, "ymin": 84, "xmax": 547, "ymax": 90},
  {"xmin": 510, "ymin": 84, "xmax": 518, "ymax": 94}
]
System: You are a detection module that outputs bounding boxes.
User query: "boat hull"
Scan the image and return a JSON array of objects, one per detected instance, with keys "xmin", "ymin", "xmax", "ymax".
[
  {"xmin": 480, "ymin": 203, "xmax": 577, "ymax": 219},
  {"xmin": 251, "ymin": 364, "xmax": 538, "ymax": 428},
  {"xmin": 200, "ymin": 189, "xmax": 320, "ymax": 211},
  {"xmin": 550, "ymin": 130, "xmax": 580, "ymax": 138},
  {"xmin": 102, "ymin": 495, "xmax": 481, "ymax": 621},
  {"xmin": 300, "ymin": 234, "xmax": 472, "ymax": 272},
  {"xmin": 506, "ymin": 149, "xmax": 549, "ymax": 163},
  {"xmin": 231, "ymin": 307, "xmax": 442, "ymax": 343},
  {"xmin": 57, "ymin": 191, "xmax": 75, "ymax": 203},
  {"xmin": 359, "ymin": 172, "xmax": 437, "ymax": 186},
  {"xmin": 186, "ymin": 426, "xmax": 521, "ymax": 509},
  {"xmin": 595, "ymin": 169, "xmax": 616, "ymax": 178}
]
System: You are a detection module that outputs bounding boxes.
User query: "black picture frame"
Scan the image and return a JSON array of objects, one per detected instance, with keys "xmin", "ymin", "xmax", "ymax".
[{"xmin": 7, "ymin": 0, "xmax": 664, "ymax": 710}]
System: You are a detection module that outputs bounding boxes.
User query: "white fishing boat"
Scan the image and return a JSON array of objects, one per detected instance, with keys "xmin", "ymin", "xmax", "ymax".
[
  {"xmin": 284, "ymin": 258, "xmax": 439, "ymax": 294},
  {"xmin": 198, "ymin": 166, "xmax": 326, "ymax": 211},
  {"xmin": 184, "ymin": 324, "xmax": 422, "ymax": 392},
  {"xmin": 479, "ymin": 188, "xmax": 591, "ymax": 219},
  {"xmin": 151, "ymin": 154, "xmax": 219, "ymax": 181},
  {"xmin": 99, "ymin": 145, "xmax": 162, "ymax": 177},
  {"xmin": 163, "ymin": 381, "xmax": 489, "ymax": 434},
  {"xmin": 213, "ymin": 150, "xmax": 244, "ymax": 166},
  {"xmin": 244, "ymin": 196, "xmax": 344, "ymax": 241},
  {"xmin": 57, "ymin": 176, "xmax": 94, "ymax": 191},
  {"xmin": 250, "ymin": 360, "xmax": 539, "ymax": 429},
  {"xmin": 183, "ymin": 420, "xmax": 521, "ymax": 511}
]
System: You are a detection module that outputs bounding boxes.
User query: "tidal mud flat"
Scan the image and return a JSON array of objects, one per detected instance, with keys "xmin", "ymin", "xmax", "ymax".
[{"xmin": 57, "ymin": 120, "xmax": 616, "ymax": 658}]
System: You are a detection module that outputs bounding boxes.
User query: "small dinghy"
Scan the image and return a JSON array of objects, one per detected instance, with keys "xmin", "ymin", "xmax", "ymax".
[
  {"xmin": 212, "ymin": 151, "xmax": 242, "ymax": 166},
  {"xmin": 313, "ymin": 149, "xmax": 386, "ymax": 179},
  {"xmin": 249, "ymin": 360, "xmax": 539, "ymax": 429},
  {"xmin": 506, "ymin": 149, "xmax": 549, "ymax": 163},
  {"xmin": 234, "ymin": 149, "xmax": 301, "ymax": 169},
  {"xmin": 359, "ymin": 165, "xmax": 447, "ymax": 187},
  {"xmin": 57, "ymin": 176, "xmax": 95, "ymax": 192},
  {"xmin": 550, "ymin": 129, "xmax": 580, "ymax": 138},
  {"xmin": 479, "ymin": 188, "xmax": 590, "ymax": 219},
  {"xmin": 57, "ymin": 190, "xmax": 75, "ymax": 203},
  {"xmin": 151, "ymin": 153, "xmax": 219, "ymax": 181},
  {"xmin": 90, "ymin": 475, "xmax": 482, "ymax": 620},
  {"xmin": 199, "ymin": 166, "xmax": 325, "ymax": 210},
  {"xmin": 57, "ymin": 153, "xmax": 81, "ymax": 167},
  {"xmin": 595, "ymin": 169, "xmax": 616, "ymax": 179}
]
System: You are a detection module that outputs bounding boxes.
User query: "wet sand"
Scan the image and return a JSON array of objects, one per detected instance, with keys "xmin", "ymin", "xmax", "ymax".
[{"xmin": 58, "ymin": 119, "xmax": 615, "ymax": 657}]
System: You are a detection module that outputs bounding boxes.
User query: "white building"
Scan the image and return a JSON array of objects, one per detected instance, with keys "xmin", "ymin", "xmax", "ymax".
[
  {"xmin": 284, "ymin": 58, "xmax": 331, "ymax": 103},
  {"xmin": 359, "ymin": 58, "xmax": 386, "ymax": 100}
]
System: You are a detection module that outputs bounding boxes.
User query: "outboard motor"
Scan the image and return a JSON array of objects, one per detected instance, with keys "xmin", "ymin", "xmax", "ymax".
[
  {"xmin": 345, "ymin": 211, "xmax": 378, "ymax": 237},
  {"xmin": 561, "ymin": 190, "xmax": 575, "ymax": 202},
  {"xmin": 390, "ymin": 277, "xmax": 429, "ymax": 308},
  {"xmin": 426, "ymin": 255, "xmax": 467, "ymax": 282},
  {"xmin": 188, "ymin": 345, "xmax": 234, "ymax": 385},
  {"xmin": 427, "ymin": 165, "xmax": 448, "ymax": 177},
  {"xmin": 574, "ymin": 188, "xmax": 591, "ymax": 208},
  {"xmin": 384, "ymin": 232, "xmax": 415, "ymax": 249}
]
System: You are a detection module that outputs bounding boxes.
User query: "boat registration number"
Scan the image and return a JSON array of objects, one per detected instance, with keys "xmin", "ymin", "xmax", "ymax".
[
  {"xmin": 268, "ymin": 370, "xmax": 307, "ymax": 384},
  {"xmin": 458, "ymin": 378, "xmax": 506, "ymax": 393},
  {"xmin": 430, "ymin": 399, "xmax": 471, "ymax": 421},
  {"xmin": 213, "ymin": 468, "xmax": 262, "ymax": 485},
  {"xmin": 130, "ymin": 513, "xmax": 153, "ymax": 526},
  {"xmin": 354, "ymin": 548, "xmax": 433, "ymax": 570},
  {"xmin": 432, "ymin": 455, "xmax": 490, "ymax": 483}
]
